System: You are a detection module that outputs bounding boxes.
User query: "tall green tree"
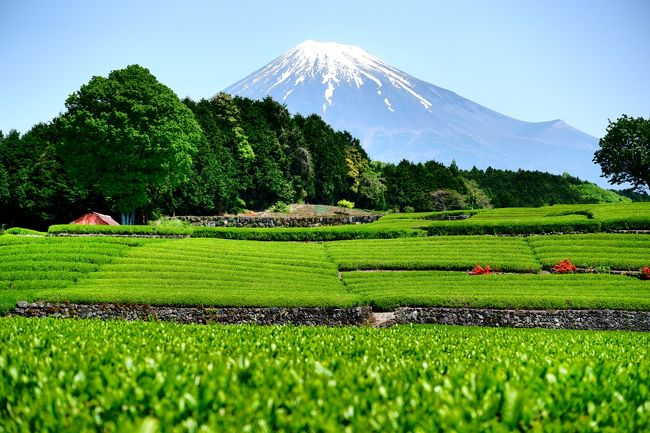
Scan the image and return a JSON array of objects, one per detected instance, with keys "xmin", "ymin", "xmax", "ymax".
[
  {"xmin": 179, "ymin": 96, "xmax": 244, "ymax": 215},
  {"xmin": 58, "ymin": 65, "xmax": 203, "ymax": 224},
  {"xmin": 593, "ymin": 115, "xmax": 650, "ymax": 192},
  {"xmin": 235, "ymin": 97, "xmax": 295, "ymax": 209},
  {"xmin": 0, "ymin": 124, "xmax": 88, "ymax": 229}
]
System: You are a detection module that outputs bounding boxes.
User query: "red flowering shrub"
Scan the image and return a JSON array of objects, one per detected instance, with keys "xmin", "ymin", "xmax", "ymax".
[
  {"xmin": 641, "ymin": 266, "xmax": 650, "ymax": 280},
  {"xmin": 471, "ymin": 264, "xmax": 492, "ymax": 275},
  {"xmin": 553, "ymin": 259, "xmax": 576, "ymax": 274}
]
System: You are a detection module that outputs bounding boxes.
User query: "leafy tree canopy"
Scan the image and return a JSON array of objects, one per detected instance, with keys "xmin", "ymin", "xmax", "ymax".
[
  {"xmin": 594, "ymin": 115, "xmax": 650, "ymax": 192},
  {"xmin": 58, "ymin": 64, "xmax": 203, "ymax": 223}
]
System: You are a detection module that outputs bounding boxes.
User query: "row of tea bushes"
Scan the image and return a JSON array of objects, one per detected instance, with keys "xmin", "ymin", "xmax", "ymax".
[{"xmin": 1, "ymin": 318, "xmax": 648, "ymax": 432}]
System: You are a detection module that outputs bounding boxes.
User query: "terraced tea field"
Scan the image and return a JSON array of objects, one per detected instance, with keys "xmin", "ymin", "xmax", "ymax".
[
  {"xmin": 1, "ymin": 232, "xmax": 649, "ymax": 312},
  {"xmin": 529, "ymin": 234, "xmax": 650, "ymax": 270},
  {"xmin": 2, "ymin": 318, "xmax": 648, "ymax": 432},
  {"xmin": 344, "ymin": 271, "xmax": 650, "ymax": 310},
  {"xmin": 426, "ymin": 202, "xmax": 650, "ymax": 235},
  {"xmin": 326, "ymin": 235, "xmax": 541, "ymax": 272},
  {"xmin": 43, "ymin": 238, "xmax": 353, "ymax": 307},
  {"xmin": 0, "ymin": 236, "xmax": 145, "ymax": 311},
  {"xmin": 2, "ymin": 204, "xmax": 649, "ymax": 432}
]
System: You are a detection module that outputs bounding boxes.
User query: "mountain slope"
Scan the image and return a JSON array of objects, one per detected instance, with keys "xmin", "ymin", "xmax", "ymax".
[{"xmin": 224, "ymin": 40, "xmax": 602, "ymax": 183}]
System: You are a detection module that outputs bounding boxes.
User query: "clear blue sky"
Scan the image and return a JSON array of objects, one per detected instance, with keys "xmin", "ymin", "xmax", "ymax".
[{"xmin": 1, "ymin": 0, "xmax": 648, "ymax": 138}]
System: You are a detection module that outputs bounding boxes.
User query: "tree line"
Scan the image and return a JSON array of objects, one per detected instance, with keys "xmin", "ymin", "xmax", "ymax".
[{"xmin": 0, "ymin": 65, "xmax": 638, "ymax": 229}]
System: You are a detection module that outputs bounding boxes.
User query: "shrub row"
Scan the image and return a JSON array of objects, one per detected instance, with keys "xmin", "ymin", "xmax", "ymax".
[
  {"xmin": 343, "ymin": 271, "xmax": 650, "ymax": 311},
  {"xmin": 48, "ymin": 224, "xmax": 193, "ymax": 236},
  {"xmin": 48, "ymin": 224, "xmax": 422, "ymax": 241},
  {"xmin": 326, "ymin": 236, "xmax": 541, "ymax": 273},
  {"xmin": 427, "ymin": 217, "xmax": 602, "ymax": 235},
  {"xmin": 2, "ymin": 318, "xmax": 649, "ymax": 432}
]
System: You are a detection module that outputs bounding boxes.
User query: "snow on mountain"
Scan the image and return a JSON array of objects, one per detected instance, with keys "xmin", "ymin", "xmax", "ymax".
[{"xmin": 224, "ymin": 40, "xmax": 602, "ymax": 183}]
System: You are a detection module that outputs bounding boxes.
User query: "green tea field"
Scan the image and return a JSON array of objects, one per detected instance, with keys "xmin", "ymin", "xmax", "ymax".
[
  {"xmin": 2, "ymin": 318, "xmax": 648, "ymax": 432},
  {"xmin": 1, "ymin": 230, "xmax": 649, "ymax": 312},
  {"xmin": 1, "ymin": 202, "xmax": 650, "ymax": 432}
]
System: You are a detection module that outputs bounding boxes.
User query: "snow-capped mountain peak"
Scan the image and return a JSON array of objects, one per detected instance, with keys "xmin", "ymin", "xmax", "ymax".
[
  {"xmin": 223, "ymin": 40, "xmax": 602, "ymax": 184},
  {"xmin": 228, "ymin": 39, "xmax": 432, "ymax": 112}
]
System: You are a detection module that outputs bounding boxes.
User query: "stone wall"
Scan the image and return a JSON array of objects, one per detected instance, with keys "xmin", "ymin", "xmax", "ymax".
[
  {"xmin": 12, "ymin": 302, "xmax": 650, "ymax": 330},
  {"xmin": 13, "ymin": 302, "xmax": 372, "ymax": 326},
  {"xmin": 393, "ymin": 307, "xmax": 650, "ymax": 331},
  {"xmin": 166, "ymin": 215, "xmax": 381, "ymax": 228}
]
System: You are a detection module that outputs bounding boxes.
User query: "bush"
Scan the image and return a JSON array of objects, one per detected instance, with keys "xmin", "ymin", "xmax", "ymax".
[
  {"xmin": 403, "ymin": 206, "xmax": 415, "ymax": 213},
  {"xmin": 470, "ymin": 264, "xmax": 492, "ymax": 275},
  {"xmin": 271, "ymin": 201, "xmax": 290, "ymax": 213},
  {"xmin": 48, "ymin": 223, "xmax": 421, "ymax": 241},
  {"xmin": 191, "ymin": 226, "xmax": 415, "ymax": 241},
  {"xmin": 4, "ymin": 227, "xmax": 46, "ymax": 236},
  {"xmin": 553, "ymin": 259, "xmax": 577, "ymax": 274},
  {"xmin": 148, "ymin": 218, "xmax": 192, "ymax": 228},
  {"xmin": 232, "ymin": 197, "xmax": 247, "ymax": 214},
  {"xmin": 337, "ymin": 199, "xmax": 355, "ymax": 209},
  {"xmin": 427, "ymin": 218, "xmax": 602, "ymax": 236},
  {"xmin": 641, "ymin": 266, "xmax": 650, "ymax": 281},
  {"xmin": 48, "ymin": 224, "xmax": 193, "ymax": 236},
  {"xmin": 430, "ymin": 190, "xmax": 467, "ymax": 211}
]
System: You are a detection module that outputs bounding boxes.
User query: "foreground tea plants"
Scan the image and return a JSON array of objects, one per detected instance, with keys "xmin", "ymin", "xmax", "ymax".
[
  {"xmin": 1, "ymin": 318, "xmax": 648, "ymax": 432},
  {"xmin": 326, "ymin": 236, "xmax": 540, "ymax": 272},
  {"xmin": 344, "ymin": 271, "xmax": 650, "ymax": 310}
]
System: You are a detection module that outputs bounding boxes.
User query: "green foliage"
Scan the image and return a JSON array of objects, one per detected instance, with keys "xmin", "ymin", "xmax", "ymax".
[
  {"xmin": 327, "ymin": 236, "xmax": 541, "ymax": 272},
  {"xmin": 429, "ymin": 189, "xmax": 467, "ymax": 211},
  {"xmin": 147, "ymin": 218, "xmax": 192, "ymax": 228},
  {"xmin": 6, "ymin": 229, "xmax": 650, "ymax": 312},
  {"xmin": 3, "ymin": 227, "xmax": 46, "ymax": 236},
  {"xmin": 463, "ymin": 178, "xmax": 492, "ymax": 209},
  {"xmin": 463, "ymin": 166, "xmax": 626, "ymax": 207},
  {"xmin": 336, "ymin": 199, "xmax": 355, "ymax": 209},
  {"xmin": 48, "ymin": 214, "xmax": 429, "ymax": 240},
  {"xmin": 594, "ymin": 115, "xmax": 650, "ymax": 192},
  {"xmin": 2, "ymin": 318, "xmax": 649, "ymax": 431},
  {"xmin": 48, "ymin": 224, "xmax": 193, "ymax": 236},
  {"xmin": 0, "ymin": 235, "xmax": 143, "ymax": 311},
  {"xmin": 569, "ymin": 182, "xmax": 629, "ymax": 204},
  {"xmin": 427, "ymin": 216, "xmax": 602, "ymax": 235},
  {"xmin": 427, "ymin": 202, "xmax": 650, "ymax": 235},
  {"xmin": 614, "ymin": 188, "xmax": 650, "ymax": 202},
  {"xmin": 382, "ymin": 159, "xmax": 467, "ymax": 211},
  {"xmin": 37, "ymin": 238, "xmax": 353, "ymax": 308},
  {"xmin": 529, "ymin": 234, "xmax": 650, "ymax": 270},
  {"xmin": 174, "ymin": 97, "xmax": 242, "ymax": 215},
  {"xmin": 6, "ymin": 85, "xmax": 639, "ymax": 230},
  {"xmin": 58, "ymin": 65, "xmax": 203, "ymax": 220},
  {"xmin": 0, "ymin": 125, "xmax": 89, "ymax": 230},
  {"xmin": 357, "ymin": 161, "xmax": 387, "ymax": 210},
  {"xmin": 344, "ymin": 271, "xmax": 650, "ymax": 310},
  {"xmin": 271, "ymin": 201, "xmax": 289, "ymax": 213},
  {"xmin": 190, "ymin": 225, "xmax": 420, "ymax": 241}
]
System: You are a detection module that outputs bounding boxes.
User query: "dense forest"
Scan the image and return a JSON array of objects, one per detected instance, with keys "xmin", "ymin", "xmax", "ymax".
[{"xmin": 0, "ymin": 80, "xmax": 637, "ymax": 230}]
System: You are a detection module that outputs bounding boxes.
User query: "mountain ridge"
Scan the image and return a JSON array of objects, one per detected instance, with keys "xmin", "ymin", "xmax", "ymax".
[{"xmin": 223, "ymin": 40, "xmax": 602, "ymax": 184}]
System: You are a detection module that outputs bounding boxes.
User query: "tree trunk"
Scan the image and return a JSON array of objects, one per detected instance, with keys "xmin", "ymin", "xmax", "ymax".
[{"xmin": 120, "ymin": 210, "xmax": 135, "ymax": 225}]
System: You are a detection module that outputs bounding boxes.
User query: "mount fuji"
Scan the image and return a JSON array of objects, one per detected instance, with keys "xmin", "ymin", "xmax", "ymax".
[{"xmin": 223, "ymin": 40, "xmax": 601, "ymax": 183}]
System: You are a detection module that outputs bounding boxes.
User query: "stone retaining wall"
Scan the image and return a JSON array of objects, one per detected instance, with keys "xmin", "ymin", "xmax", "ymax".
[
  {"xmin": 167, "ymin": 215, "xmax": 381, "ymax": 228},
  {"xmin": 13, "ymin": 302, "xmax": 372, "ymax": 326},
  {"xmin": 393, "ymin": 307, "xmax": 650, "ymax": 331},
  {"xmin": 12, "ymin": 302, "xmax": 650, "ymax": 330}
]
